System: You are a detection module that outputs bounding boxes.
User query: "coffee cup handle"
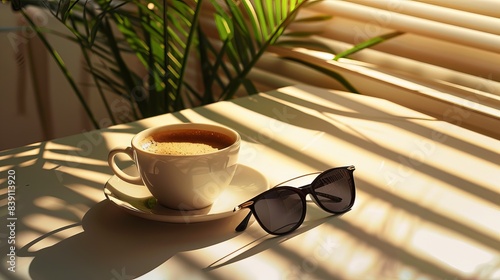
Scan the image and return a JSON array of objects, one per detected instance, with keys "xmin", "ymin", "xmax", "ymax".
[{"xmin": 108, "ymin": 147, "xmax": 143, "ymax": 185}]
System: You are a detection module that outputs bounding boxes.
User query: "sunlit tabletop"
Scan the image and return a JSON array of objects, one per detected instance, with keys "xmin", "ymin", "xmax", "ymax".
[{"xmin": 1, "ymin": 84, "xmax": 499, "ymax": 279}]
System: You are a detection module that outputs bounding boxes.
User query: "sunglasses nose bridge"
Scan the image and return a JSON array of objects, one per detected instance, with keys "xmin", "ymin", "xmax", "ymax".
[{"xmin": 299, "ymin": 183, "xmax": 314, "ymax": 194}]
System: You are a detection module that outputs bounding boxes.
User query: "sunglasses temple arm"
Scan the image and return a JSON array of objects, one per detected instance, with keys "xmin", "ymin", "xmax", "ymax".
[
  {"xmin": 315, "ymin": 192, "xmax": 343, "ymax": 202},
  {"xmin": 235, "ymin": 211, "xmax": 253, "ymax": 232},
  {"xmin": 300, "ymin": 184, "xmax": 342, "ymax": 202}
]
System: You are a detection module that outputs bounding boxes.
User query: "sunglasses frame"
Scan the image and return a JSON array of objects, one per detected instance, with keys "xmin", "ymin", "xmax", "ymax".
[{"xmin": 233, "ymin": 165, "xmax": 356, "ymax": 235}]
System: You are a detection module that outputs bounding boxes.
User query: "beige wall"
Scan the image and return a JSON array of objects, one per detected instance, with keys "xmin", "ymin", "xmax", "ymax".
[{"xmin": 0, "ymin": 7, "xmax": 92, "ymax": 151}]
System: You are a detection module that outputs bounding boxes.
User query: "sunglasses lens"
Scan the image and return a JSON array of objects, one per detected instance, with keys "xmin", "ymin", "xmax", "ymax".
[
  {"xmin": 253, "ymin": 188, "xmax": 305, "ymax": 235},
  {"xmin": 312, "ymin": 168, "xmax": 354, "ymax": 213}
]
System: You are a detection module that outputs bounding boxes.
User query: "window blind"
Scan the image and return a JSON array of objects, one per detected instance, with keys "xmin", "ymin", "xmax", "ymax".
[{"xmin": 246, "ymin": 0, "xmax": 500, "ymax": 139}]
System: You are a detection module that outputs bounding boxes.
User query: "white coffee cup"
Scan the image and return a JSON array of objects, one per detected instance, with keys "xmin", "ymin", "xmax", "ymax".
[{"xmin": 108, "ymin": 123, "xmax": 240, "ymax": 210}]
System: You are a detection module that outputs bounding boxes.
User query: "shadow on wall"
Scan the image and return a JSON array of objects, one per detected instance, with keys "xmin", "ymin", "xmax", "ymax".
[{"xmin": 0, "ymin": 7, "xmax": 111, "ymax": 151}]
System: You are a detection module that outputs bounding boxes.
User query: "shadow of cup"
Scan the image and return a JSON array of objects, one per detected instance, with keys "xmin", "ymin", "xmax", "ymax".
[{"xmin": 19, "ymin": 200, "xmax": 247, "ymax": 280}]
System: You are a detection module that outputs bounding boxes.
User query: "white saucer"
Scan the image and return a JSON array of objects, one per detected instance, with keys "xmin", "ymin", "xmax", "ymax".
[{"xmin": 104, "ymin": 164, "xmax": 269, "ymax": 223}]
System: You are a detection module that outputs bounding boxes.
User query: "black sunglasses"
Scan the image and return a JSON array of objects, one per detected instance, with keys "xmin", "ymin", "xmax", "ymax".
[{"xmin": 233, "ymin": 166, "xmax": 356, "ymax": 235}]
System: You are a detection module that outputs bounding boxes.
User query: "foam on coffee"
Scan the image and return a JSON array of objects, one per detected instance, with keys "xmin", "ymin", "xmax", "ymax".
[
  {"xmin": 142, "ymin": 137, "xmax": 218, "ymax": 155},
  {"xmin": 140, "ymin": 129, "xmax": 234, "ymax": 155}
]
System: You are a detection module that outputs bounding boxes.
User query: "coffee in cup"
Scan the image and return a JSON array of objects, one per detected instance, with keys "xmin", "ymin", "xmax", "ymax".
[
  {"xmin": 140, "ymin": 129, "xmax": 234, "ymax": 155},
  {"xmin": 108, "ymin": 123, "xmax": 240, "ymax": 210}
]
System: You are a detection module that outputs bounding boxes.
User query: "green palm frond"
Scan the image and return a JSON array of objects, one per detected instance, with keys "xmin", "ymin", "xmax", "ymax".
[
  {"xmin": 11, "ymin": 0, "xmax": 345, "ymax": 128},
  {"xmin": 209, "ymin": 0, "xmax": 312, "ymax": 100},
  {"xmin": 334, "ymin": 31, "xmax": 404, "ymax": 61}
]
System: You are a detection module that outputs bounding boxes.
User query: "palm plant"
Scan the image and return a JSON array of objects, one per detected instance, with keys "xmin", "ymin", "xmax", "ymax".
[
  {"xmin": 8, "ymin": 0, "xmax": 400, "ymax": 130},
  {"xmin": 9, "ymin": 0, "xmax": 331, "ymax": 128}
]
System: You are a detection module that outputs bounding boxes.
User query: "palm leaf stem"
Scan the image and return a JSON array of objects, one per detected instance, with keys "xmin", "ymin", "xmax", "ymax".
[
  {"xmin": 79, "ymin": 46, "xmax": 118, "ymax": 125},
  {"xmin": 174, "ymin": 0, "xmax": 204, "ymax": 111},
  {"xmin": 197, "ymin": 25, "xmax": 215, "ymax": 105},
  {"xmin": 163, "ymin": 0, "xmax": 169, "ymax": 112},
  {"xmin": 334, "ymin": 31, "xmax": 404, "ymax": 60},
  {"xmin": 219, "ymin": 0, "xmax": 308, "ymax": 100},
  {"xmin": 27, "ymin": 40, "xmax": 51, "ymax": 140},
  {"xmin": 100, "ymin": 16, "xmax": 141, "ymax": 120},
  {"xmin": 285, "ymin": 56, "xmax": 359, "ymax": 93},
  {"xmin": 20, "ymin": 9, "xmax": 100, "ymax": 129},
  {"xmin": 141, "ymin": 8, "xmax": 157, "ymax": 117}
]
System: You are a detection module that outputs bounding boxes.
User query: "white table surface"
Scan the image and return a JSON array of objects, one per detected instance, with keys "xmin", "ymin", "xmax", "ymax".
[{"xmin": 1, "ymin": 84, "xmax": 499, "ymax": 280}]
